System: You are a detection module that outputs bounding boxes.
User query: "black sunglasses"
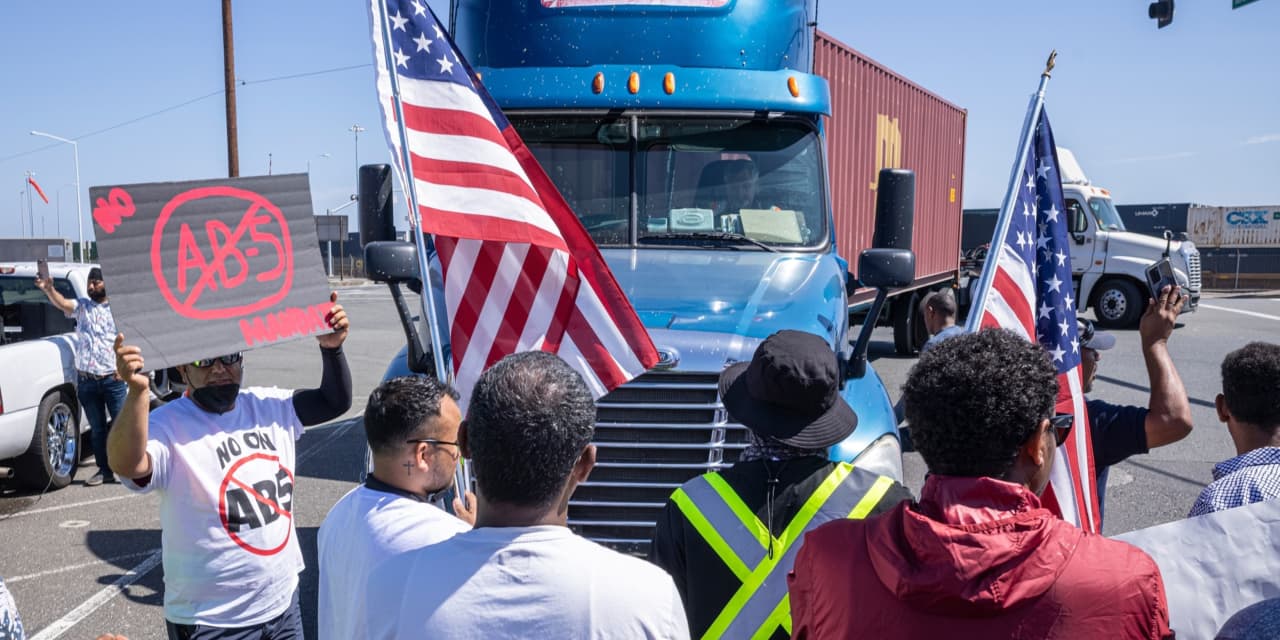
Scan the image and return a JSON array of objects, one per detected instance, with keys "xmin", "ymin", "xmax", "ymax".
[
  {"xmin": 1050, "ymin": 413, "xmax": 1074, "ymax": 447},
  {"xmin": 406, "ymin": 438, "xmax": 461, "ymax": 457},
  {"xmin": 190, "ymin": 353, "xmax": 243, "ymax": 369}
]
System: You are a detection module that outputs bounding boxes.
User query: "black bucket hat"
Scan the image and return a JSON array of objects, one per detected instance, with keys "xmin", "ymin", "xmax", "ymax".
[{"xmin": 718, "ymin": 330, "xmax": 858, "ymax": 448}]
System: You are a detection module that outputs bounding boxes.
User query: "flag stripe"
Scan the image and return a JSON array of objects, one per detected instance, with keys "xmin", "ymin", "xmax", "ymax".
[{"xmin": 411, "ymin": 154, "xmax": 542, "ymax": 209}]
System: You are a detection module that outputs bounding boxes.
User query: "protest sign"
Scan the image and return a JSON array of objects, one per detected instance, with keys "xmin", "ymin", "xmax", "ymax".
[
  {"xmin": 1115, "ymin": 499, "xmax": 1280, "ymax": 638},
  {"xmin": 90, "ymin": 174, "xmax": 332, "ymax": 371}
]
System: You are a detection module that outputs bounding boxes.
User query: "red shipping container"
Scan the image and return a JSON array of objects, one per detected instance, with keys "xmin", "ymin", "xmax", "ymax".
[{"xmin": 814, "ymin": 30, "xmax": 967, "ymax": 304}]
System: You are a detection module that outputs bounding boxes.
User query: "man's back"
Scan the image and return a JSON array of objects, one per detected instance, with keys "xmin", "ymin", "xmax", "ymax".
[
  {"xmin": 366, "ymin": 525, "xmax": 688, "ymax": 639},
  {"xmin": 318, "ymin": 483, "xmax": 468, "ymax": 640}
]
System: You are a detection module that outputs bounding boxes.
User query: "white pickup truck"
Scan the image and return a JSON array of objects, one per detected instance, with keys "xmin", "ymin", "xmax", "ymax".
[{"xmin": 0, "ymin": 261, "xmax": 95, "ymax": 490}]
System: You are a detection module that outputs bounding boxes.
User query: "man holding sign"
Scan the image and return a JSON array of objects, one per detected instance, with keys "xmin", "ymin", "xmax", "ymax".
[{"xmin": 107, "ymin": 292, "xmax": 351, "ymax": 639}]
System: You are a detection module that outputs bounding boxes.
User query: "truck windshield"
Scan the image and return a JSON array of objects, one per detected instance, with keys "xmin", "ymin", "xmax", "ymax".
[
  {"xmin": 0, "ymin": 276, "xmax": 76, "ymax": 344},
  {"xmin": 1089, "ymin": 197, "xmax": 1127, "ymax": 232},
  {"xmin": 511, "ymin": 115, "xmax": 826, "ymax": 249}
]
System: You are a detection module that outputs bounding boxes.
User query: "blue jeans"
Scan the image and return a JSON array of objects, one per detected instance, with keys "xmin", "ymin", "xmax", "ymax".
[
  {"xmin": 77, "ymin": 373, "xmax": 127, "ymax": 474},
  {"xmin": 165, "ymin": 589, "xmax": 303, "ymax": 640}
]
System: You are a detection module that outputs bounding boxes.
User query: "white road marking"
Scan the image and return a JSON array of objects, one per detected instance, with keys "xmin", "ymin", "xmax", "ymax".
[
  {"xmin": 28, "ymin": 550, "xmax": 163, "ymax": 640},
  {"xmin": 3, "ymin": 493, "xmax": 136, "ymax": 519},
  {"xmin": 1199, "ymin": 303, "xmax": 1280, "ymax": 322},
  {"xmin": 5, "ymin": 550, "xmax": 157, "ymax": 584}
]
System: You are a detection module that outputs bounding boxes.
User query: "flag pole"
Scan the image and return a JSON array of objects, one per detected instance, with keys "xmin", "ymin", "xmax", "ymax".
[
  {"xmin": 373, "ymin": 1, "xmax": 472, "ymax": 498},
  {"xmin": 373, "ymin": 0, "xmax": 452, "ymax": 386},
  {"xmin": 966, "ymin": 51, "xmax": 1058, "ymax": 331}
]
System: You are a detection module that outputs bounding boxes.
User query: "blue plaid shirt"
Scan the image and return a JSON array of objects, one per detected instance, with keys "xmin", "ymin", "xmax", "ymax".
[{"xmin": 1189, "ymin": 447, "xmax": 1280, "ymax": 517}]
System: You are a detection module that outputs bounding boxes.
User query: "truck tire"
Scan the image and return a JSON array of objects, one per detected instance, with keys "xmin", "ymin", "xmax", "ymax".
[
  {"xmin": 893, "ymin": 291, "xmax": 926, "ymax": 356},
  {"xmin": 1093, "ymin": 279, "xmax": 1144, "ymax": 329},
  {"xmin": 14, "ymin": 390, "xmax": 79, "ymax": 491}
]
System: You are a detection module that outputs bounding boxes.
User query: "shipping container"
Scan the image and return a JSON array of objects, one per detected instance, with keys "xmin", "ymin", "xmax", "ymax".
[
  {"xmin": 961, "ymin": 208, "xmax": 998, "ymax": 251},
  {"xmin": 1116, "ymin": 203, "xmax": 1191, "ymax": 238},
  {"xmin": 1188, "ymin": 205, "xmax": 1280, "ymax": 248},
  {"xmin": 0, "ymin": 238, "xmax": 70, "ymax": 262},
  {"xmin": 815, "ymin": 31, "xmax": 966, "ymax": 305}
]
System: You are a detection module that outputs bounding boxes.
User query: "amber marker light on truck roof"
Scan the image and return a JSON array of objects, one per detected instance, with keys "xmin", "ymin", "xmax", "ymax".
[
  {"xmin": 628, "ymin": 71, "xmax": 640, "ymax": 94},
  {"xmin": 663, "ymin": 72, "xmax": 675, "ymax": 94},
  {"xmin": 592, "ymin": 72, "xmax": 605, "ymax": 94},
  {"xmin": 788, "ymin": 76, "xmax": 800, "ymax": 97}
]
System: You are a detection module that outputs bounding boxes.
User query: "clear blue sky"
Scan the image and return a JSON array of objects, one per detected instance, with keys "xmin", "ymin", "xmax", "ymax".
[{"xmin": 2, "ymin": 1, "xmax": 1276, "ymax": 243}]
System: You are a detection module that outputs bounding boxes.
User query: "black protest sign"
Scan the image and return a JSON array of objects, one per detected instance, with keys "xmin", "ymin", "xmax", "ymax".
[{"xmin": 90, "ymin": 174, "xmax": 332, "ymax": 371}]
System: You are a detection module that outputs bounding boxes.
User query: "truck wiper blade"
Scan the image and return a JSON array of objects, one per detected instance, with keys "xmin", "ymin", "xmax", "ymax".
[{"xmin": 641, "ymin": 232, "xmax": 777, "ymax": 252}]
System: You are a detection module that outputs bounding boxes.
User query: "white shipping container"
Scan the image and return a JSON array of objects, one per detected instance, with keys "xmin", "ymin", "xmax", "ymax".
[{"xmin": 1188, "ymin": 205, "xmax": 1280, "ymax": 248}]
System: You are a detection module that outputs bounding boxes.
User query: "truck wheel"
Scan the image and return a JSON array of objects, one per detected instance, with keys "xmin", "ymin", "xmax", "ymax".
[
  {"xmin": 14, "ymin": 391, "xmax": 79, "ymax": 491},
  {"xmin": 893, "ymin": 291, "xmax": 924, "ymax": 356},
  {"xmin": 1093, "ymin": 279, "xmax": 1144, "ymax": 329}
]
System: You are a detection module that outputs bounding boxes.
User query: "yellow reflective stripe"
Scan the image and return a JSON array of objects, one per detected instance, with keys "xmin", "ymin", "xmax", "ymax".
[
  {"xmin": 704, "ymin": 472, "xmax": 772, "ymax": 549},
  {"xmin": 774, "ymin": 462, "xmax": 853, "ymax": 550},
  {"xmin": 751, "ymin": 593, "xmax": 791, "ymax": 640},
  {"xmin": 671, "ymin": 487, "xmax": 753, "ymax": 582},
  {"xmin": 703, "ymin": 464, "xmax": 853, "ymax": 639},
  {"xmin": 848, "ymin": 475, "xmax": 895, "ymax": 519}
]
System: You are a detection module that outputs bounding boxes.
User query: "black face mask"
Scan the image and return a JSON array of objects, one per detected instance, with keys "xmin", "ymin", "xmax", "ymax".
[
  {"xmin": 89, "ymin": 286, "xmax": 107, "ymax": 302},
  {"xmin": 192, "ymin": 383, "xmax": 240, "ymax": 414}
]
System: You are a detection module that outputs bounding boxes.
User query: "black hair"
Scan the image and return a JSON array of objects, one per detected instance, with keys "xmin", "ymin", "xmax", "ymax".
[
  {"xmin": 466, "ymin": 351, "xmax": 596, "ymax": 508},
  {"xmin": 903, "ymin": 328, "xmax": 1057, "ymax": 477},
  {"xmin": 925, "ymin": 289, "xmax": 958, "ymax": 318},
  {"xmin": 1221, "ymin": 342, "xmax": 1280, "ymax": 432},
  {"xmin": 363, "ymin": 376, "xmax": 459, "ymax": 454}
]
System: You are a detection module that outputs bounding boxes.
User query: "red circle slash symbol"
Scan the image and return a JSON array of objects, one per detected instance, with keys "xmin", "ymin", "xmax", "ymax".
[
  {"xmin": 151, "ymin": 186, "xmax": 294, "ymax": 320},
  {"xmin": 218, "ymin": 452, "xmax": 295, "ymax": 556}
]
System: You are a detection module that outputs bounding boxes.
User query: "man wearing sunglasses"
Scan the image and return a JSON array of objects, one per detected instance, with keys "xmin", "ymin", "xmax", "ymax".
[
  {"xmin": 108, "ymin": 292, "xmax": 352, "ymax": 640},
  {"xmin": 790, "ymin": 329, "xmax": 1172, "ymax": 639},
  {"xmin": 317, "ymin": 375, "xmax": 475, "ymax": 640},
  {"xmin": 1081, "ymin": 285, "xmax": 1193, "ymax": 519}
]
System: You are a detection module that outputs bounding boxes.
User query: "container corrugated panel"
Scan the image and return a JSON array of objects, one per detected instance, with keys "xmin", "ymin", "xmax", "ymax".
[
  {"xmin": 1116, "ymin": 203, "xmax": 1190, "ymax": 237},
  {"xmin": 1188, "ymin": 205, "xmax": 1280, "ymax": 248},
  {"xmin": 814, "ymin": 31, "xmax": 966, "ymax": 298}
]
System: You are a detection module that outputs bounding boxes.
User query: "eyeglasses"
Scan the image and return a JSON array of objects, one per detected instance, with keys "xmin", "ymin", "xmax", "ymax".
[
  {"xmin": 1050, "ymin": 413, "xmax": 1074, "ymax": 447},
  {"xmin": 190, "ymin": 353, "xmax": 243, "ymax": 369},
  {"xmin": 406, "ymin": 438, "xmax": 461, "ymax": 458}
]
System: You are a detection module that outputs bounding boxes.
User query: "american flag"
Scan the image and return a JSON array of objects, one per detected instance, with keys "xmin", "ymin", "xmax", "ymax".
[
  {"xmin": 369, "ymin": 0, "xmax": 658, "ymax": 403},
  {"xmin": 968, "ymin": 110, "xmax": 1100, "ymax": 533}
]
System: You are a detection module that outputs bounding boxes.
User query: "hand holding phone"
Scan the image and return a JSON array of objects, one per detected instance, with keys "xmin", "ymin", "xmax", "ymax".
[
  {"xmin": 1144, "ymin": 258, "xmax": 1178, "ymax": 301},
  {"xmin": 36, "ymin": 258, "xmax": 49, "ymax": 283}
]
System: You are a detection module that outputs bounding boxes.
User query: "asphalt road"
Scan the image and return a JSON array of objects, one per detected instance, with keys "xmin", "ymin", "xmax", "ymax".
[{"xmin": 0, "ymin": 284, "xmax": 1275, "ymax": 638}]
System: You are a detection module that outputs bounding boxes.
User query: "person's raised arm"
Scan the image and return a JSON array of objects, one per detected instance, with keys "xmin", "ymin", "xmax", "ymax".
[
  {"xmin": 35, "ymin": 275, "xmax": 76, "ymax": 315},
  {"xmin": 293, "ymin": 292, "xmax": 353, "ymax": 426},
  {"xmin": 1140, "ymin": 285, "xmax": 1193, "ymax": 448},
  {"xmin": 108, "ymin": 334, "xmax": 155, "ymax": 479}
]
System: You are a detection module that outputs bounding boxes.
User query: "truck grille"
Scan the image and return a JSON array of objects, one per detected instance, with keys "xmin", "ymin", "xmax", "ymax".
[
  {"xmin": 1187, "ymin": 253, "xmax": 1202, "ymax": 291},
  {"xmin": 569, "ymin": 372, "xmax": 750, "ymax": 555}
]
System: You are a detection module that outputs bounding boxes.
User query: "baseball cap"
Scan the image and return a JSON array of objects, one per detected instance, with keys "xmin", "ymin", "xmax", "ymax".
[
  {"xmin": 718, "ymin": 330, "xmax": 857, "ymax": 448},
  {"xmin": 1078, "ymin": 319, "xmax": 1115, "ymax": 351}
]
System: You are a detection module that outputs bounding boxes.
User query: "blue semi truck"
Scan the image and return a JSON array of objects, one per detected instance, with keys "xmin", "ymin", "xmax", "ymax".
[{"xmin": 362, "ymin": 0, "xmax": 923, "ymax": 553}]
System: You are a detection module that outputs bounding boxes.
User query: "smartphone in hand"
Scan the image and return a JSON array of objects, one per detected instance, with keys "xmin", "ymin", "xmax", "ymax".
[
  {"xmin": 1144, "ymin": 258, "xmax": 1178, "ymax": 301},
  {"xmin": 36, "ymin": 258, "xmax": 49, "ymax": 282}
]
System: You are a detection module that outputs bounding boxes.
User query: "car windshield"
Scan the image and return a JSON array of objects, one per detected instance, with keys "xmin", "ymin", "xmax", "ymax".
[
  {"xmin": 0, "ymin": 276, "xmax": 76, "ymax": 344},
  {"xmin": 1089, "ymin": 197, "xmax": 1127, "ymax": 232},
  {"xmin": 512, "ymin": 115, "xmax": 826, "ymax": 249}
]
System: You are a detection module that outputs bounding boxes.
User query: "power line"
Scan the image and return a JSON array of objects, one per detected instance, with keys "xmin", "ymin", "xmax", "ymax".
[{"xmin": 1, "ymin": 62, "xmax": 374, "ymax": 165}]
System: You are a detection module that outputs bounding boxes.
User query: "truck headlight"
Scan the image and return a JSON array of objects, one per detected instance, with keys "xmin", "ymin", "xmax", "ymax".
[{"xmin": 851, "ymin": 434, "xmax": 903, "ymax": 482}]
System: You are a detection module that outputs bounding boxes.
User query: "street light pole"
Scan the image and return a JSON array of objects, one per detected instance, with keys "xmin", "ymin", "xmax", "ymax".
[
  {"xmin": 30, "ymin": 130, "xmax": 85, "ymax": 262},
  {"xmin": 349, "ymin": 124, "xmax": 364, "ymax": 198}
]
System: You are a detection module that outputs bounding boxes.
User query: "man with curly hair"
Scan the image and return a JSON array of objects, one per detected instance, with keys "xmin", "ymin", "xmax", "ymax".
[
  {"xmin": 1189, "ymin": 341, "xmax": 1280, "ymax": 516},
  {"xmin": 789, "ymin": 329, "xmax": 1173, "ymax": 639}
]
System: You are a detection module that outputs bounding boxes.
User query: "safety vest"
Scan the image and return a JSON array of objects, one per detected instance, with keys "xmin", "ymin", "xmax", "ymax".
[{"xmin": 670, "ymin": 462, "xmax": 895, "ymax": 640}]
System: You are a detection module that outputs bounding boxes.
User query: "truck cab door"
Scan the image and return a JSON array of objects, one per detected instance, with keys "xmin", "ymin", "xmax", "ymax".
[{"xmin": 1066, "ymin": 197, "xmax": 1097, "ymax": 275}]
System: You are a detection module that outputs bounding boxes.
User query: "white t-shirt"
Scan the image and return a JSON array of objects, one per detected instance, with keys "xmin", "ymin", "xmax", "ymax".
[
  {"xmin": 364, "ymin": 525, "xmax": 690, "ymax": 639},
  {"xmin": 317, "ymin": 481, "xmax": 470, "ymax": 640},
  {"xmin": 120, "ymin": 387, "xmax": 304, "ymax": 627}
]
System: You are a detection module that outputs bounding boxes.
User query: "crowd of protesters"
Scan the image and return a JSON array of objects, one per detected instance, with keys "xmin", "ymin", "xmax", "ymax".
[{"xmin": 3, "ymin": 285, "xmax": 1280, "ymax": 639}]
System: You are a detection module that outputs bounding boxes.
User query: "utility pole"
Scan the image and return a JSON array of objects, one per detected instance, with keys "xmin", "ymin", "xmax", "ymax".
[
  {"xmin": 24, "ymin": 171, "xmax": 35, "ymax": 238},
  {"xmin": 222, "ymin": 0, "xmax": 239, "ymax": 177}
]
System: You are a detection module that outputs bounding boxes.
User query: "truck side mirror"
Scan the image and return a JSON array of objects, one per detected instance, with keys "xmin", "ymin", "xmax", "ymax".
[
  {"xmin": 358, "ymin": 164, "xmax": 396, "ymax": 247},
  {"xmin": 858, "ymin": 248, "xmax": 915, "ymax": 289},
  {"xmin": 872, "ymin": 169, "xmax": 915, "ymax": 250},
  {"xmin": 364, "ymin": 241, "xmax": 420, "ymax": 286},
  {"xmin": 1069, "ymin": 205, "xmax": 1088, "ymax": 244}
]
